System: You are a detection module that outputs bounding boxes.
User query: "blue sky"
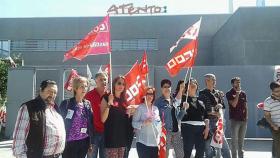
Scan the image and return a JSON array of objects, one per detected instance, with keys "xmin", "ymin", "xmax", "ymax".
[{"xmin": 0, "ymin": 0, "xmax": 280, "ymax": 18}]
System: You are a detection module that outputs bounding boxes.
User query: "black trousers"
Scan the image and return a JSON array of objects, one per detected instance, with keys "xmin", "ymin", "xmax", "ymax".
[
  {"xmin": 62, "ymin": 137, "xmax": 90, "ymax": 158},
  {"xmin": 181, "ymin": 124, "xmax": 205, "ymax": 158},
  {"xmin": 136, "ymin": 142, "xmax": 158, "ymax": 158}
]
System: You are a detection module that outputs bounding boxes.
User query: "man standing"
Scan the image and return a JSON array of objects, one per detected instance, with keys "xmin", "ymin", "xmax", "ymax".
[
  {"xmin": 199, "ymin": 74, "xmax": 231, "ymax": 158},
  {"xmin": 226, "ymin": 77, "xmax": 248, "ymax": 158},
  {"xmin": 264, "ymin": 81, "xmax": 280, "ymax": 158},
  {"xmin": 12, "ymin": 80, "xmax": 66, "ymax": 158},
  {"xmin": 85, "ymin": 72, "xmax": 108, "ymax": 158}
]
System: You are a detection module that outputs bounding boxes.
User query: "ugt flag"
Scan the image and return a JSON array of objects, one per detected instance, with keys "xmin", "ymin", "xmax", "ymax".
[
  {"xmin": 63, "ymin": 15, "xmax": 111, "ymax": 61},
  {"xmin": 124, "ymin": 61, "xmax": 146, "ymax": 105},
  {"xmin": 165, "ymin": 39, "xmax": 198, "ymax": 77}
]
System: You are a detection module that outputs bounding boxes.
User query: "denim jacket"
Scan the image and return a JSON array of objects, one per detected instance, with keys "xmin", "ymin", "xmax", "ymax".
[
  {"xmin": 59, "ymin": 97, "xmax": 94, "ymax": 144},
  {"xmin": 154, "ymin": 96, "xmax": 181, "ymax": 132}
]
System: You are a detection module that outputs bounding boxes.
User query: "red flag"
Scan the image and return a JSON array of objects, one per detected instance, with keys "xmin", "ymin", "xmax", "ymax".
[
  {"xmin": 158, "ymin": 113, "xmax": 167, "ymax": 158},
  {"xmin": 63, "ymin": 15, "xmax": 111, "ymax": 61},
  {"xmin": 124, "ymin": 61, "xmax": 146, "ymax": 105},
  {"xmin": 139, "ymin": 51, "xmax": 149, "ymax": 75},
  {"xmin": 103, "ymin": 64, "xmax": 110, "ymax": 77},
  {"xmin": 165, "ymin": 39, "xmax": 198, "ymax": 77},
  {"xmin": 170, "ymin": 17, "xmax": 201, "ymax": 53},
  {"xmin": 257, "ymin": 102, "xmax": 264, "ymax": 110},
  {"xmin": 210, "ymin": 117, "xmax": 224, "ymax": 148},
  {"xmin": 64, "ymin": 69, "xmax": 79, "ymax": 91}
]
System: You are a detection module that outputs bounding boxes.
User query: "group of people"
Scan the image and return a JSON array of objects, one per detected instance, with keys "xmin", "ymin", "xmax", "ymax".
[{"xmin": 11, "ymin": 70, "xmax": 279, "ymax": 158}]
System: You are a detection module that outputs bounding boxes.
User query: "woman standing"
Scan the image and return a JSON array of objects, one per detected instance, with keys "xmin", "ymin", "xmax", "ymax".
[
  {"xmin": 180, "ymin": 78, "xmax": 209, "ymax": 158},
  {"xmin": 59, "ymin": 76, "xmax": 94, "ymax": 158},
  {"xmin": 100, "ymin": 76, "xmax": 131, "ymax": 158},
  {"xmin": 132, "ymin": 87, "xmax": 161, "ymax": 158}
]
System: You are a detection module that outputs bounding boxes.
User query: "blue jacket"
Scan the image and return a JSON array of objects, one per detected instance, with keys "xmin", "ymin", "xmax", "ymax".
[{"xmin": 59, "ymin": 97, "xmax": 94, "ymax": 144}]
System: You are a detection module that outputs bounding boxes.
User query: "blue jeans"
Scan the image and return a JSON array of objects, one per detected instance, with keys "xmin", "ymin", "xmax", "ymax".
[
  {"xmin": 205, "ymin": 119, "xmax": 231, "ymax": 158},
  {"xmin": 88, "ymin": 132, "xmax": 105, "ymax": 158}
]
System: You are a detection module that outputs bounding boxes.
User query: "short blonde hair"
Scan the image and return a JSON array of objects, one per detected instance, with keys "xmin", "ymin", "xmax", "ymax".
[{"xmin": 72, "ymin": 76, "xmax": 88, "ymax": 96}]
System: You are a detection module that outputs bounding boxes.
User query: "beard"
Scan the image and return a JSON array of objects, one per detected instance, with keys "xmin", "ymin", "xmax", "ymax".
[{"xmin": 44, "ymin": 96, "xmax": 55, "ymax": 105}]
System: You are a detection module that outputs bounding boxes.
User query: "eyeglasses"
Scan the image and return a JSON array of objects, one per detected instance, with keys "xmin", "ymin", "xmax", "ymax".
[
  {"xmin": 146, "ymin": 93, "xmax": 154, "ymax": 96},
  {"xmin": 116, "ymin": 82, "xmax": 125, "ymax": 86},
  {"xmin": 273, "ymin": 90, "xmax": 280, "ymax": 93},
  {"xmin": 162, "ymin": 86, "xmax": 170, "ymax": 89}
]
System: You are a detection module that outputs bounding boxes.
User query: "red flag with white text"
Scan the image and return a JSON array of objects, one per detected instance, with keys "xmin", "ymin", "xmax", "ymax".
[
  {"xmin": 170, "ymin": 17, "xmax": 201, "ymax": 53},
  {"xmin": 103, "ymin": 64, "xmax": 110, "ymax": 78},
  {"xmin": 165, "ymin": 39, "xmax": 198, "ymax": 77},
  {"xmin": 210, "ymin": 117, "xmax": 224, "ymax": 148},
  {"xmin": 158, "ymin": 113, "xmax": 167, "ymax": 158},
  {"xmin": 124, "ymin": 61, "xmax": 146, "ymax": 105},
  {"xmin": 64, "ymin": 69, "xmax": 79, "ymax": 91},
  {"xmin": 63, "ymin": 15, "xmax": 111, "ymax": 61}
]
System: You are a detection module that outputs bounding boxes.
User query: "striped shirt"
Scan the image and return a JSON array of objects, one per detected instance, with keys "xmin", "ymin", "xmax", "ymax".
[
  {"xmin": 264, "ymin": 97, "xmax": 280, "ymax": 127},
  {"xmin": 12, "ymin": 104, "xmax": 66, "ymax": 158}
]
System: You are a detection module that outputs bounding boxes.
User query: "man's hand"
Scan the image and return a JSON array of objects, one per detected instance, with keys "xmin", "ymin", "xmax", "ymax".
[
  {"xmin": 272, "ymin": 124, "xmax": 279, "ymax": 131},
  {"xmin": 215, "ymin": 103, "xmax": 223, "ymax": 110}
]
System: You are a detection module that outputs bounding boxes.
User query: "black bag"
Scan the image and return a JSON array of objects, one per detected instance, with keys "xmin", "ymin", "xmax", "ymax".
[{"xmin": 257, "ymin": 117, "xmax": 270, "ymax": 129}]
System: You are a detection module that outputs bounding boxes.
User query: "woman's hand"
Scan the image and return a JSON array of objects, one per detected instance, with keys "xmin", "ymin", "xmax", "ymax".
[
  {"xmin": 203, "ymin": 127, "xmax": 210, "ymax": 140},
  {"xmin": 143, "ymin": 118, "xmax": 152, "ymax": 126},
  {"xmin": 182, "ymin": 102, "xmax": 189, "ymax": 110},
  {"xmin": 87, "ymin": 144, "xmax": 93, "ymax": 155},
  {"xmin": 108, "ymin": 93, "xmax": 114, "ymax": 106}
]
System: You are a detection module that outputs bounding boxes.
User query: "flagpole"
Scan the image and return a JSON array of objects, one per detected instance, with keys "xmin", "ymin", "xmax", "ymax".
[
  {"xmin": 145, "ymin": 50, "xmax": 150, "ymax": 86},
  {"xmin": 185, "ymin": 67, "xmax": 193, "ymax": 100},
  {"xmin": 109, "ymin": 53, "xmax": 112, "ymax": 92},
  {"xmin": 183, "ymin": 68, "xmax": 190, "ymax": 84}
]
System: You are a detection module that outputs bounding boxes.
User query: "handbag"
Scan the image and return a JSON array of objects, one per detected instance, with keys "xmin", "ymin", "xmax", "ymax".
[{"xmin": 257, "ymin": 117, "xmax": 270, "ymax": 129}]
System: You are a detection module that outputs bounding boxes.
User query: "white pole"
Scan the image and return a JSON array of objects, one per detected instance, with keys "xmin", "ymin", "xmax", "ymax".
[
  {"xmin": 185, "ymin": 67, "xmax": 193, "ymax": 98},
  {"xmin": 183, "ymin": 68, "xmax": 190, "ymax": 84},
  {"xmin": 109, "ymin": 53, "xmax": 112, "ymax": 92}
]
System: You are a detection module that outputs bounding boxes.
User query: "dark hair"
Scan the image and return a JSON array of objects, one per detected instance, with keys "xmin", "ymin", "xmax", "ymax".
[
  {"xmin": 40, "ymin": 80, "xmax": 56, "ymax": 91},
  {"xmin": 231, "ymin": 77, "xmax": 241, "ymax": 84},
  {"xmin": 95, "ymin": 72, "xmax": 108, "ymax": 79},
  {"xmin": 142, "ymin": 86, "xmax": 156, "ymax": 104},
  {"xmin": 270, "ymin": 81, "xmax": 280, "ymax": 91},
  {"xmin": 112, "ymin": 76, "xmax": 127, "ymax": 106},
  {"xmin": 173, "ymin": 80, "xmax": 184, "ymax": 98},
  {"xmin": 161, "ymin": 79, "xmax": 171, "ymax": 87},
  {"xmin": 184, "ymin": 78, "xmax": 198, "ymax": 93}
]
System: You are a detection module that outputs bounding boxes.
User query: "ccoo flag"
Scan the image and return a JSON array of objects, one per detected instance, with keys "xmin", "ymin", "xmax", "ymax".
[
  {"xmin": 170, "ymin": 17, "xmax": 201, "ymax": 53},
  {"xmin": 63, "ymin": 15, "xmax": 111, "ymax": 61},
  {"xmin": 165, "ymin": 39, "xmax": 198, "ymax": 77}
]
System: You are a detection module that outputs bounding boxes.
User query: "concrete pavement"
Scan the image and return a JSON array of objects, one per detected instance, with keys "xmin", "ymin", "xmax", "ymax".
[{"xmin": 0, "ymin": 138, "xmax": 273, "ymax": 158}]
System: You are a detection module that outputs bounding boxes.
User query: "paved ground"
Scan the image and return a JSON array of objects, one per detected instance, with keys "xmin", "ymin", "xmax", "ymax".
[{"xmin": 0, "ymin": 138, "xmax": 273, "ymax": 158}]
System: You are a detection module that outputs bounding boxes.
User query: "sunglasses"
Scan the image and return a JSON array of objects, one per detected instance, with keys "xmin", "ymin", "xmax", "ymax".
[
  {"xmin": 146, "ymin": 93, "xmax": 154, "ymax": 96},
  {"xmin": 116, "ymin": 82, "xmax": 125, "ymax": 86}
]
